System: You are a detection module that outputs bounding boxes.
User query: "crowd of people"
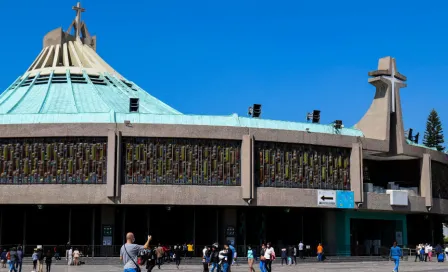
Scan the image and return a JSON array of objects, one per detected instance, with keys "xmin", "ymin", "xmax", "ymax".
[
  {"xmin": 414, "ymin": 243, "xmax": 447, "ymax": 262},
  {"xmin": 119, "ymin": 233, "xmax": 327, "ymax": 272},
  {"xmin": 0, "ymin": 244, "xmax": 83, "ymax": 272}
]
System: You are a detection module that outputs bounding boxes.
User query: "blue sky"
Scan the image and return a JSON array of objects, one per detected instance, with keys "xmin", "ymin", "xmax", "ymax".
[{"xmin": 0, "ymin": 0, "xmax": 447, "ymax": 141}]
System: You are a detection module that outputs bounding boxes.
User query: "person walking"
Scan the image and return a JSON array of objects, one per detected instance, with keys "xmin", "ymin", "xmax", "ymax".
[
  {"xmin": 37, "ymin": 248, "xmax": 44, "ymax": 272},
  {"xmin": 8, "ymin": 247, "xmax": 18, "ymax": 272},
  {"xmin": 156, "ymin": 244, "xmax": 164, "ymax": 269},
  {"xmin": 293, "ymin": 245, "xmax": 297, "ymax": 265},
  {"xmin": 222, "ymin": 244, "xmax": 233, "ymax": 272},
  {"xmin": 66, "ymin": 247, "xmax": 73, "ymax": 266},
  {"xmin": 298, "ymin": 241, "xmax": 304, "ymax": 259},
  {"xmin": 390, "ymin": 241, "xmax": 403, "ymax": 272},
  {"xmin": 414, "ymin": 244, "xmax": 420, "ymax": 262},
  {"xmin": 32, "ymin": 249, "xmax": 38, "ymax": 272},
  {"xmin": 187, "ymin": 242, "xmax": 194, "ymax": 259},
  {"xmin": 316, "ymin": 243, "xmax": 324, "ymax": 262},
  {"xmin": 259, "ymin": 244, "xmax": 266, "ymax": 272},
  {"xmin": 174, "ymin": 245, "xmax": 182, "ymax": 269},
  {"xmin": 1, "ymin": 249, "xmax": 6, "ymax": 268},
  {"xmin": 435, "ymin": 244, "xmax": 444, "ymax": 262},
  {"xmin": 202, "ymin": 246, "xmax": 210, "ymax": 272},
  {"xmin": 209, "ymin": 246, "xmax": 219, "ymax": 272},
  {"xmin": 228, "ymin": 243, "xmax": 237, "ymax": 267},
  {"xmin": 45, "ymin": 250, "xmax": 52, "ymax": 272},
  {"xmin": 73, "ymin": 248, "xmax": 80, "ymax": 266},
  {"xmin": 247, "ymin": 246, "xmax": 255, "ymax": 272},
  {"xmin": 264, "ymin": 243, "xmax": 275, "ymax": 272},
  {"xmin": 120, "ymin": 233, "xmax": 152, "ymax": 272},
  {"xmin": 280, "ymin": 247, "xmax": 287, "ymax": 266},
  {"xmin": 428, "ymin": 244, "xmax": 433, "ymax": 262},
  {"xmin": 16, "ymin": 246, "xmax": 23, "ymax": 272}
]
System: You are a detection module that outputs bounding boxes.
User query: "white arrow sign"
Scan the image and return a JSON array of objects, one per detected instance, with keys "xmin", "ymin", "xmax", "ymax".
[{"xmin": 317, "ymin": 190, "xmax": 336, "ymax": 207}]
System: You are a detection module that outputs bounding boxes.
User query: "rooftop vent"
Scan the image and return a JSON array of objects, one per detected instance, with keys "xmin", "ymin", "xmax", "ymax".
[
  {"xmin": 70, "ymin": 74, "xmax": 87, "ymax": 84},
  {"xmin": 34, "ymin": 74, "xmax": 50, "ymax": 85},
  {"xmin": 104, "ymin": 76, "xmax": 117, "ymax": 87},
  {"xmin": 21, "ymin": 76, "xmax": 35, "ymax": 87},
  {"xmin": 88, "ymin": 75, "xmax": 107, "ymax": 86},
  {"xmin": 51, "ymin": 74, "xmax": 68, "ymax": 84},
  {"xmin": 129, "ymin": 98, "xmax": 139, "ymax": 113}
]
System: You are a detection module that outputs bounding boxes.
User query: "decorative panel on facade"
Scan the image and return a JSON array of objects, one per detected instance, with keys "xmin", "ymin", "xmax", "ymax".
[
  {"xmin": 432, "ymin": 161, "xmax": 448, "ymax": 199},
  {"xmin": 256, "ymin": 142, "xmax": 350, "ymax": 190},
  {"xmin": 123, "ymin": 138, "xmax": 241, "ymax": 186},
  {"xmin": 0, "ymin": 138, "xmax": 107, "ymax": 184}
]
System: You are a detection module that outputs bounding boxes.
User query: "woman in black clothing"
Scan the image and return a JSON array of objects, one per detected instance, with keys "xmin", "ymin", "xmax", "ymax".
[
  {"xmin": 45, "ymin": 250, "xmax": 53, "ymax": 272},
  {"xmin": 174, "ymin": 245, "xmax": 182, "ymax": 269}
]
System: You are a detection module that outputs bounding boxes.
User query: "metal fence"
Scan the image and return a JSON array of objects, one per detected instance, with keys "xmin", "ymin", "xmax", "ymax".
[{"xmin": 0, "ymin": 244, "xmax": 412, "ymax": 259}]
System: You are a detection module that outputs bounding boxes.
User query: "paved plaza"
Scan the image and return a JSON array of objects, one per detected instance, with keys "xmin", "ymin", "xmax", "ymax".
[{"xmin": 1, "ymin": 261, "xmax": 448, "ymax": 272}]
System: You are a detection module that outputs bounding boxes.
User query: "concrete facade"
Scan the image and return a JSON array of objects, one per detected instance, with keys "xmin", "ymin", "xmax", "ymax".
[{"xmin": 0, "ymin": 3, "xmax": 448, "ymax": 256}]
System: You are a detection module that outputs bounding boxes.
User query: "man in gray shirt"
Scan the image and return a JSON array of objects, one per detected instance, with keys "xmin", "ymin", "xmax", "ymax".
[{"xmin": 120, "ymin": 233, "xmax": 151, "ymax": 272}]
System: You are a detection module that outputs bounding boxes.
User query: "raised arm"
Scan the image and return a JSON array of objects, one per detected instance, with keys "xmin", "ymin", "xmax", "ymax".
[{"xmin": 144, "ymin": 235, "xmax": 152, "ymax": 249}]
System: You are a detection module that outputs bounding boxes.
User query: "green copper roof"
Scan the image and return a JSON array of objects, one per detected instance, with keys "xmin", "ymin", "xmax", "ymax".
[
  {"xmin": 0, "ymin": 71, "xmax": 364, "ymax": 137},
  {"xmin": 0, "ymin": 72, "xmax": 180, "ymax": 115}
]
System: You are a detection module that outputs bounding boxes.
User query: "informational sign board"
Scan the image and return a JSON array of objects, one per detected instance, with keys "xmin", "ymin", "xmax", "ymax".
[
  {"xmin": 317, "ymin": 190, "xmax": 355, "ymax": 209},
  {"xmin": 102, "ymin": 225, "xmax": 113, "ymax": 236},
  {"xmin": 336, "ymin": 191, "xmax": 355, "ymax": 209},
  {"xmin": 395, "ymin": 231, "xmax": 403, "ymax": 245},
  {"xmin": 225, "ymin": 226, "xmax": 235, "ymax": 237},
  {"xmin": 317, "ymin": 190, "xmax": 336, "ymax": 207}
]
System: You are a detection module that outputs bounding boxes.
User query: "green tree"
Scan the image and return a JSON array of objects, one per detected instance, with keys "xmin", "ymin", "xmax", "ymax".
[{"xmin": 423, "ymin": 109, "xmax": 445, "ymax": 151}]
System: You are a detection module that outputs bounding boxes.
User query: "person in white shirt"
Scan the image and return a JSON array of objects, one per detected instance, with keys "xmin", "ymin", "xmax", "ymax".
[
  {"xmin": 298, "ymin": 242, "xmax": 304, "ymax": 259},
  {"xmin": 264, "ymin": 242, "xmax": 275, "ymax": 272},
  {"xmin": 424, "ymin": 244, "xmax": 429, "ymax": 262}
]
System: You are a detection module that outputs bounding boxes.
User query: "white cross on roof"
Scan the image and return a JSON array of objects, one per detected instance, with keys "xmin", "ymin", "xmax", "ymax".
[
  {"xmin": 72, "ymin": 2, "xmax": 85, "ymax": 39},
  {"xmin": 380, "ymin": 62, "xmax": 404, "ymax": 113}
]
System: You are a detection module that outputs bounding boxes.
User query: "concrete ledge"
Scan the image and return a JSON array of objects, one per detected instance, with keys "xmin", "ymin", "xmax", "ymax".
[
  {"xmin": 120, "ymin": 185, "xmax": 246, "ymax": 205},
  {"xmin": 362, "ymin": 192, "xmax": 427, "ymax": 213},
  {"xmin": 431, "ymin": 198, "xmax": 448, "ymax": 214},
  {"xmin": 256, "ymin": 187, "xmax": 319, "ymax": 207},
  {"xmin": 0, "ymin": 185, "xmax": 111, "ymax": 204}
]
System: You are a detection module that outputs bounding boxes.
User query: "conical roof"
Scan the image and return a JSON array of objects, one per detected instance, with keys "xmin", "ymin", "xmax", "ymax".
[
  {"xmin": 0, "ymin": 2, "xmax": 181, "ymax": 124},
  {"xmin": 0, "ymin": 2, "xmax": 363, "ymax": 137}
]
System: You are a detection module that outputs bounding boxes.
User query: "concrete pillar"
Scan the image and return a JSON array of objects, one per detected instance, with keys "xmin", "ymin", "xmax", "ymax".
[
  {"xmin": 100, "ymin": 206, "xmax": 115, "ymax": 257},
  {"xmin": 216, "ymin": 209, "xmax": 219, "ymax": 243},
  {"xmin": 0, "ymin": 209, "xmax": 3, "ymax": 246},
  {"xmin": 23, "ymin": 210, "xmax": 26, "ymax": 248},
  {"xmin": 420, "ymin": 153, "xmax": 432, "ymax": 209},
  {"xmin": 122, "ymin": 207, "xmax": 126, "ymax": 245},
  {"xmin": 106, "ymin": 130, "xmax": 117, "ymax": 198},
  {"xmin": 350, "ymin": 142, "xmax": 364, "ymax": 203},
  {"xmin": 323, "ymin": 211, "xmax": 338, "ymax": 255},
  {"xmin": 116, "ymin": 131, "xmax": 122, "ymax": 198},
  {"xmin": 91, "ymin": 209, "xmax": 95, "ymax": 257},
  {"xmin": 241, "ymin": 135, "xmax": 254, "ymax": 201},
  {"xmin": 147, "ymin": 208, "xmax": 150, "ymax": 235},
  {"xmin": 221, "ymin": 208, "xmax": 237, "ymax": 245},
  {"xmin": 68, "ymin": 208, "xmax": 72, "ymax": 244}
]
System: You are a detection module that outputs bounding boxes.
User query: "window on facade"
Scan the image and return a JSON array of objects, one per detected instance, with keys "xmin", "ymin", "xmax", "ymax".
[
  {"xmin": 363, "ymin": 159, "xmax": 420, "ymax": 194},
  {"xmin": 255, "ymin": 142, "xmax": 350, "ymax": 190},
  {"xmin": 0, "ymin": 138, "xmax": 107, "ymax": 184},
  {"xmin": 432, "ymin": 161, "xmax": 448, "ymax": 199},
  {"xmin": 123, "ymin": 137, "xmax": 241, "ymax": 186}
]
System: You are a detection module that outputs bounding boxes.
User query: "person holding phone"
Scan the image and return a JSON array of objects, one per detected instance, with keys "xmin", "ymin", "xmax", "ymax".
[{"xmin": 120, "ymin": 233, "xmax": 152, "ymax": 272}]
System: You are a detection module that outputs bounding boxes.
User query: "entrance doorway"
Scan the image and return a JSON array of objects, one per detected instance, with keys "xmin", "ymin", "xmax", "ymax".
[{"xmin": 350, "ymin": 219, "xmax": 396, "ymax": 256}]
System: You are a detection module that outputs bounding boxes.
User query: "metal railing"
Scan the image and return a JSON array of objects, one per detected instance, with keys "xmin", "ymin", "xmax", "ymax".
[{"xmin": 0, "ymin": 244, "xmax": 413, "ymax": 259}]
